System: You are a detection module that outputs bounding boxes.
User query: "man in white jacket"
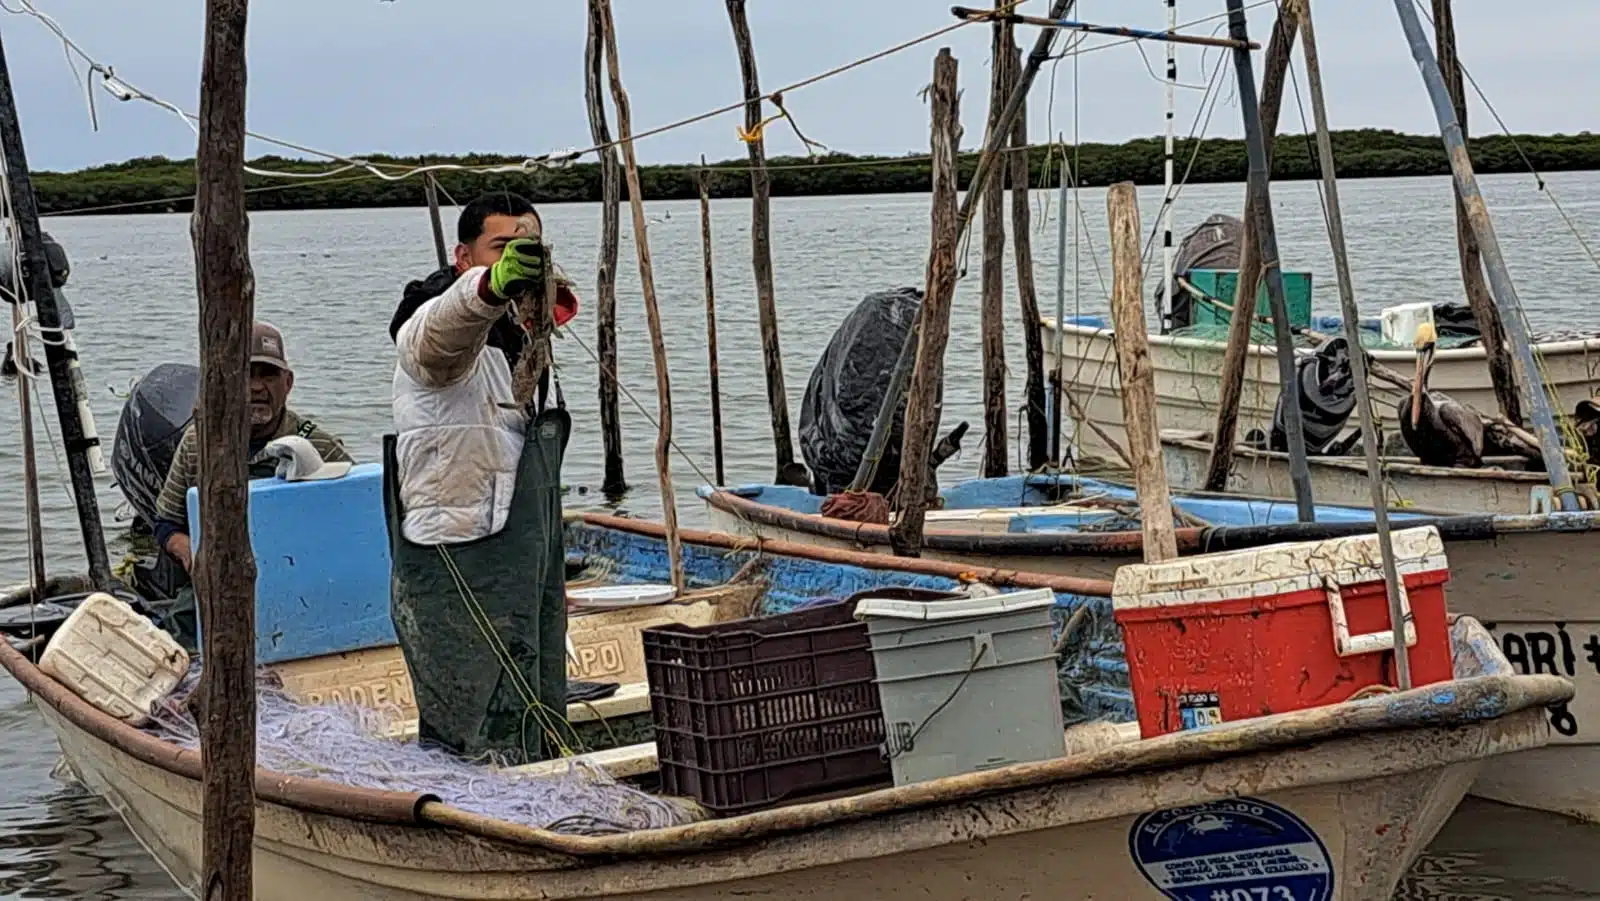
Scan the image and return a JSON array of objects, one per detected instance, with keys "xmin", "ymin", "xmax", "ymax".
[{"xmin": 383, "ymin": 191, "xmax": 578, "ymax": 763}]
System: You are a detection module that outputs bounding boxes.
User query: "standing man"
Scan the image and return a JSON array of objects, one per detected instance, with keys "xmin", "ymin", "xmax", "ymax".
[{"xmin": 384, "ymin": 191, "xmax": 578, "ymax": 764}]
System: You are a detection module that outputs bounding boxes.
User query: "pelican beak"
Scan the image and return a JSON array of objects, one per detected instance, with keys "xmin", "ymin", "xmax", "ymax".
[{"xmin": 1411, "ymin": 344, "xmax": 1435, "ymax": 428}]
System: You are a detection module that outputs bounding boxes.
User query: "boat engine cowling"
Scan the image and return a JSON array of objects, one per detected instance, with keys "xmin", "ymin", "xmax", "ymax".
[
  {"xmin": 1271, "ymin": 336, "xmax": 1357, "ymax": 455},
  {"xmin": 111, "ymin": 362, "xmax": 200, "ymax": 530}
]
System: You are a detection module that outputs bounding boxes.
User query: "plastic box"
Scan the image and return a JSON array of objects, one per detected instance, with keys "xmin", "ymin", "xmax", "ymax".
[
  {"xmin": 1112, "ymin": 526, "xmax": 1454, "ymax": 739},
  {"xmin": 38, "ymin": 592, "xmax": 190, "ymax": 726},
  {"xmin": 1186, "ymin": 268, "xmax": 1313, "ymax": 331},
  {"xmin": 855, "ymin": 587, "xmax": 1064, "ymax": 786},
  {"xmin": 1381, "ymin": 302, "xmax": 1436, "ymax": 347},
  {"xmin": 642, "ymin": 602, "xmax": 892, "ymax": 815}
]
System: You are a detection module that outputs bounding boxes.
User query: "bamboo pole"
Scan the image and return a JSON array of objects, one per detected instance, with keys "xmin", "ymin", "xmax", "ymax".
[
  {"xmin": 857, "ymin": 0, "xmax": 1079, "ymax": 492},
  {"xmin": 191, "ymin": 0, "xmax": 257, "ymax": 895},
  {"xmin": 1392, "ymin": 0, "xmax": 1578, "ymax": 510},
  {"xmin": 980, "ymin": 17, "xmax": 1012, "ymax": 478},
  {"xmin": 1297, "ymin": 0, "xmax": 1411, "ymax": 689},
  {"xmin": 1203, "ymin": 6, "xmax": 1301, "ymax": 492},
  {"xmin": 889, "ymin": 48, "xmax": 960, "ymax": 558},
  {"xmin": 585, "ymin": 2, "xmax": 627, "ymax": 496},
  {"xmin": 1432, "ymin": 0, "xmax": 1520, "ymax": 426},
  {"xmin": 0, "ymin": 31, "xmax": 112, "ymax": 590},
  {"xmin": 422, "ymin": 171, "xmax": 448, "ymax": 270},
  {"xmin": 1226, "ymin": 0, "xmax": 1314, "ymax": 522},
  {"xmin": 1106, "ymin": 183, "xmax": 1178, "ymax": 563},
  {"xmin": 1009, "ymin": 46, "xmax": 1048, "ymax": 472},
  {"xmin": 724, "ymin": 0, "xmax": 797, "ymax": 477},
  {"xmin": 10, "ymin": 299, "xmax": 44, "ymax": 602},
  {"xmin": 698, "ymin": 159, "xmax": 727, "ymax": 486},
  {"xmin": 596, "ymin": 0, "xmax": 685, "ymax": 590}
]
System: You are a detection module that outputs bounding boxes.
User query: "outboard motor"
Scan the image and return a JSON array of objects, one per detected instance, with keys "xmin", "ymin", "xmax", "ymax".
[
  {"xmin": 1271, "ymin": 336, "xmax": 1356, "ymax": 455},
  {"xmin": 111, "ymin": 363, "xmax": 200, "ymax": 530}
]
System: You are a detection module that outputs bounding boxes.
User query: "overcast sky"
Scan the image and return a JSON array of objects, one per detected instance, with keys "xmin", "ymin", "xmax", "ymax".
[{"xmin": 2, "ymin": 1, "xmax": 1595, "ymax": 173}]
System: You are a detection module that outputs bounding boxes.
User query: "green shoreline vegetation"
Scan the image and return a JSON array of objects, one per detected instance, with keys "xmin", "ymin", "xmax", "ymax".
[{"xmin": 32, "ymin": 128, "xmax": 1600, "ymax": 217}]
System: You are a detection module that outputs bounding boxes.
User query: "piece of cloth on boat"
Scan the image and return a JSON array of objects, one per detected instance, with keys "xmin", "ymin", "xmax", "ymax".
[
  {"xmin": 383, "ymin": 407, "xmax": 571, "ymax": 765},
  {"xmin": 800, "ymin": 287, "xmax": 933, "ymax": 496},
  {"xmin": 394, "ymin": 265, "xmax": 573, "ymax": 545},
  {"xmin": 567, "ymin": 680, "xmax": 619, "ymax": 704}
]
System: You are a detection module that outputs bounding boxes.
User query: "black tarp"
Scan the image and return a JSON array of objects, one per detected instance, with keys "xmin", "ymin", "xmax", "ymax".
[
  {"xmin": 799, "ymin": 287, "xmax": 930, "ymax": 496},
  {"xmin": 1271, "ymin": 336, "xmax": 1356, "ymax": 455},
  {"xmin": 1159, "ymin": 214, "xmax": 1243, "ymax": 330}
]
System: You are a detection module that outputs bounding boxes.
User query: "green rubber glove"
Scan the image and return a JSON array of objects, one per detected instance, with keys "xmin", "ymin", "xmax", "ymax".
[{"xmin": 487, "ymin": 238, "xmax": 547, "ymax": 300}]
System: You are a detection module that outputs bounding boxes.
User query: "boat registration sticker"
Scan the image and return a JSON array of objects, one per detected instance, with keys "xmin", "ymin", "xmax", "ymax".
[
  {"xmin": 1178, "ymin": 691, "xmax": 1223, "ymax": 730},
  {"xmin": 1129, "ymin": 797, "xmax": 1333, "ymax": 901}
]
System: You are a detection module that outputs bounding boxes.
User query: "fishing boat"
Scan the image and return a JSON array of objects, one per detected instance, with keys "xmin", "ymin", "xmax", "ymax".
[
  {"xmin": 3, "ymin": 509, "xmax": 1572, "ymax": 900},
  {"xmin": 1159, "ymin": 429, "xmax": 1556, "ymax": 516}
]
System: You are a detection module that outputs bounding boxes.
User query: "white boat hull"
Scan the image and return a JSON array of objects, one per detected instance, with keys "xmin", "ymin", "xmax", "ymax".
[
  {"xmin": 1041, "ymin": 317, "xmax": 1600, "ymax": 463},
  {"xmin": 37, "ymin": 684, "xmax": 1548, "ymax": 901}
]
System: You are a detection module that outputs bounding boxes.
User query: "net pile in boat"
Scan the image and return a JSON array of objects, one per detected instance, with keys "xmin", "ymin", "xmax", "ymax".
[{"xmin": 142, "ymin": 666, "xmax": 700, "ymax": 835}]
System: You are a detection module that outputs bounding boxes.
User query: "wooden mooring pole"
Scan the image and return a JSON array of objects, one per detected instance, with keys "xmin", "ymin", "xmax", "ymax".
[
  {"xmin": 698, "ymin": 159, "xmax": 727, "ymax": 486},
  {"xmin": 1392, "ymin": 0, "xmax": 1578, "ymax": 510},
  {"xmin": 889, "ymin": 48, "xmax": 960, "ymax": 558},
  {"xmin": 0, "ymin": 29, "xmax": 112, "ymax": 590},
  {"xmin": 724, "ymin": 0, "xmax": 798, "ymax": 479},
  {"xmin": 422, "ymin": 171, "xmax": 448, "ymax": 270},
  {"xmin": 1009, "ymin": 45, "xmax": 1048, "ymax": 473},
  {"xmin": 597, "ymin": 0, "xmax": 685, "ymax": 589},
  {"xmin": 980, "ymin": 17, "xmax": 1012, "ymax": 478},
  {"xmin": 1431, "ymin": 0, "xmax": 1520, "ymax": 427},
  {"xmin": 1107, "ymin": 183, "xmax": 1178, "ymax": 563},
  {"xmin": 585, "ymin": 1, "xmax": 628, "ymax": 496},
  {"xmin": 9, "ymin": 299, "xmax": 45, "ymax": 602},
  {"xmin": 1202, "ymin": 5, "xmax": 1300, "ymax": 492},
  {"xmin": 1222, "ymin": 0, "xmax": 1315, "ymax": 522},
  {"xmin": 192, "ymin": 0, "xmax": 258, "ymax": 896},
  {"xmin": 1298, "ymin": 0, "xmax": 1412, "ymax": 689}
]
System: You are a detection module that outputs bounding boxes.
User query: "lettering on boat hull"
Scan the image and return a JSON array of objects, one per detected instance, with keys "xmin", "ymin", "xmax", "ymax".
[
  {"xmin": 1129, "ymin": 797, "xmax": 1333, "ymax": 901},
  {"xmin": 1484, "ymin": 620, "xmax": 1600, "ymax": 742}
]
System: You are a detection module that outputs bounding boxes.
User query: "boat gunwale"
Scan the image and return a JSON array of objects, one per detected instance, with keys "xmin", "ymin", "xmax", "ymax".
[{"xmin": 1162, "ymin": 435, "xmax": 1552, "ymax": 483}]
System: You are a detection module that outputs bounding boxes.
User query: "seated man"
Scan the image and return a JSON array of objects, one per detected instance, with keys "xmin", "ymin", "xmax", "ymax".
[
  {"xmin": 385, "ymin": 191, "xmax": 577, "ymax": 764},
  {"xmin": 151, "ymin": 321, "xmax": 351, "ymax": 645}
]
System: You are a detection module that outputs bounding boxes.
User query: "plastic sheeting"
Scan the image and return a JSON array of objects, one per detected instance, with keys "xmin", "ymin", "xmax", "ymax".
[
  {"xmin": 1161, "ymin": 214, "xmax": 1243, "ymax": 329},
  {"xmin": 799, "ymin": 287, "xmax": 929, "ymax": 496}
]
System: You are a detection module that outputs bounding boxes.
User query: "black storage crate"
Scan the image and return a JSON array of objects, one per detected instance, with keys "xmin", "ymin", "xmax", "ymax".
[{"xmin": 641, "ymin": 601, "xmax": 891, "ymax": 814}]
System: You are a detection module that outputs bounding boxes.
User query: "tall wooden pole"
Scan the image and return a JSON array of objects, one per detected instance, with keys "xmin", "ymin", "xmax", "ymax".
[
  {"xmin": 1202, "ymin": 6, "xmax": 1301, "ymax": 492},
  {"xmin": 10, "ymin": 300, "xmax": 45, "ymax": 602},
  {"xmin": 1010, "ymin": 45, "xmax": 1048, "ymax": 473},
  {"xmin": 597, "ymin": 0, "xmax": 686, "ymax": 589},
  {"xmin": 192, "ymin": 0, "xmax": 258, "ymax": 897},
  {"xmin": 1297, "ymin": 0, "xmax": 1412, "ymax": 690},
  {"xmin": 980, "ymin": 18, "xmax": 1012, "ymax": 477},
  {"xmin": 1227, "ymin": 0, "xmax": 1314, "ymax": 521},
  {"xmin": 585, "ymin": 2, "xmax": 628, "ymax": 496},
  {"xmin": 1432, "ymin": 0, "xmax": 1520, "ymax": 426},
  {"xmin": 698, "ymin": 160, "xmax": 727, "ymax": 486},
  {"xmin": 1393, "ymin": 0, "xmax": 1577, "ymax": 510},
  {"xmin": 725, "ymin": 0, "xmax": 797, "ymax": 478},
  {"xmin": 0, "ymin": 31, "xmax": 112, "ymax": 590},
  {"xmin": 889, "ymin": 49, "xmax": 960, "ymax": 558},
  {"xmin": 422, "ymin": 172, "xmax": 448, "ymax": 270},
  {"xmin": 856, "ymin": 0, "xmax": 1078, "ymax": 492},
  {"xmin": 1107, "ymin": 183, "xmax": 1178, "ymax": 563}
]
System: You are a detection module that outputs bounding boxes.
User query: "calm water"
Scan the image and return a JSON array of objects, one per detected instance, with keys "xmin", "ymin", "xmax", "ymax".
[{"xmin": 1, "ymin": 172, "xmax": 1599, "ymax": 897}]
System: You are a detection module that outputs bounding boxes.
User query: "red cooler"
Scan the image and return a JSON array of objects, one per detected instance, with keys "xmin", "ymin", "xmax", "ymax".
[{"xmin": 1112, "ymin": 525, "xmax": 1454, "ymax": 739}]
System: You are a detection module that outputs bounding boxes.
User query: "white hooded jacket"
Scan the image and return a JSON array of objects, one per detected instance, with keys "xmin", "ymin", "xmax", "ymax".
[{"xmin": 393, "ymin": 268, "xmax": 527, "ymax": 545}]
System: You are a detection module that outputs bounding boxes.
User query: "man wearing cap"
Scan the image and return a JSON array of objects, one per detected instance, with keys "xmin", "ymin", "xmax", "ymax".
[
  {"xmin": 151, "ymin": 322, "xmax": 351, "ymax": 644},
  {"xmin": 383, "ymin": 191, "xmax": 579, "ymax": 764}
]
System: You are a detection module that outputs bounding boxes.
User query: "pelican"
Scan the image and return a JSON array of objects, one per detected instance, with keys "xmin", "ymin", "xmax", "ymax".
[{"xmin": 1396, "ymin": 321, "xmax": 1485, "ymax": 467}]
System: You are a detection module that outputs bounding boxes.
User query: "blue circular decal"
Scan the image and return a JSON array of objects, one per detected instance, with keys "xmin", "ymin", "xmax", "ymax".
[{"xmin": 1129, "ymin": 797, "xmax": 1334, "ymax": 901}]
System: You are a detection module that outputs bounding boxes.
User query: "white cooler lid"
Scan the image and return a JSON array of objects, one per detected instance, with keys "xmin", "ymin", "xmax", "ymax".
[
  {"xmin": 1111, "ymin": 525, "xmax": 1447, "ymax": 611},
  {"xmin": 853, "ymin": 587, "xmax": 1055, "ymax": 622}
]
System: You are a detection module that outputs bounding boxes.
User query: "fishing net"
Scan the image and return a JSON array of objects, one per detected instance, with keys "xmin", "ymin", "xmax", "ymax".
[{"xmin": 142, "ymin": 665, "xmax": 701, "ymax": 835}]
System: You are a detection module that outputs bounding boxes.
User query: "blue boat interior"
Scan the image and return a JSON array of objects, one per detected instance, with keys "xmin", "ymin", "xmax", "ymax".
[{"xmin": 704, "ymin": 474, "xmax": 1429, "ymax": 535}]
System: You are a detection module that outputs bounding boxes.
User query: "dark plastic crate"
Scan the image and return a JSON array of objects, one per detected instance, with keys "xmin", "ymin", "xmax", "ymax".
[{"xmin": 642, "ymin": 601, "xmax": 893, "ymax": 815}]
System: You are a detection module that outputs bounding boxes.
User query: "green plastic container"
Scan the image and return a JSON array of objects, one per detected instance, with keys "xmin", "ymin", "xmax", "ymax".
[{"xmin": 1185, "ymin": 268, "xmax": 1313, "ymax": 330}]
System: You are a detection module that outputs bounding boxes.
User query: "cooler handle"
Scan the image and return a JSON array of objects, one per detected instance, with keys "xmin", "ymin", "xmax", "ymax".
[{"xmin": 1322, "ymin": 575, "xmax": 1417, "ymax": 658}]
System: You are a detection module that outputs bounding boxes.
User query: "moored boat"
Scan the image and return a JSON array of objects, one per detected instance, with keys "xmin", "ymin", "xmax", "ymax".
[{"xmin": 2, "ymin": 513, "xmax": 1570, "ymax": 901}]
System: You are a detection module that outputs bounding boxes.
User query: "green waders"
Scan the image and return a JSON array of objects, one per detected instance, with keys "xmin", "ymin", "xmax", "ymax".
[{"xmin": 382, "ymin": 408, "xmax": 571, "ymax": 764}]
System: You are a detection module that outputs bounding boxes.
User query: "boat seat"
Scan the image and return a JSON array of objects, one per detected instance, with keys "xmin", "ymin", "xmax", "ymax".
[{"xmin": 187, "ymin": 463, "xmax": 396, "ymax": 665}]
